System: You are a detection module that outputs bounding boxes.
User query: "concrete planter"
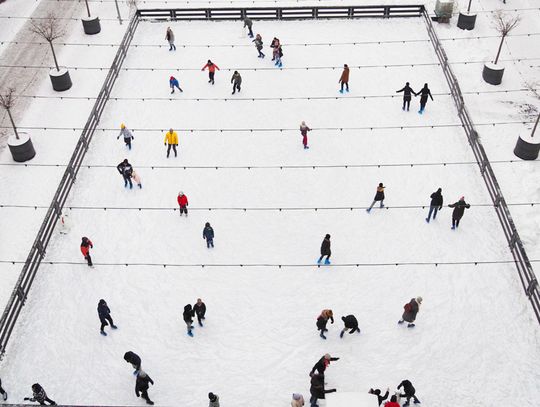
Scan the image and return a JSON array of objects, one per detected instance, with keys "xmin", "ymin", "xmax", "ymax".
[
  {"xmin": 514, "ymin": 134, "xmax": 540, "ymax": 160},
  {"xmin": 482, "ymin": 62, "xmax": 504, "ymax": 85},
  {"xmin": 457, "ymin": 12, "xmax": 476, "ymax": 30},
  {"xmin": 82, "ymin": 16, "xmax": 101, "ymax": 35},
  {"xmin": 8, "ymin": 132, "xmax": 36, "ymax": 162},
  {"xmin": 49, "ymin": 68, "xmax": 72, "ymax": 91}
]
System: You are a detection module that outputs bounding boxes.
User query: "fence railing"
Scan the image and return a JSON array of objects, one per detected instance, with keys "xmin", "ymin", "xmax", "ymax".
[
  {"xmin": 137, "ymin": 5, "xmax": 424, "ymax": 20},
  {"xmin": 0, "ymin": 14, "xmax": 140, "ymax": 359},
  {"xmin": 422, "ymin": 8, "xmax": 540, "ymax": 323}
]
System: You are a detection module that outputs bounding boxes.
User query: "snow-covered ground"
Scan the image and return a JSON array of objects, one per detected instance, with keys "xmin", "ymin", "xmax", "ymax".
[{"xmin": 1, "ymin": 13, "xmax": 539, "ymax": 407}]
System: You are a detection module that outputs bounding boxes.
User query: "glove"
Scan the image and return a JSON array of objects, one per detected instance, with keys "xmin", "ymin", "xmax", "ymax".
[
  {"xmin": 164, "ymin": 143, "xmax": 166, "ymax": 146},
  {"xmin": 439, "ymin": 206, "xmax": 442, "ymax": 210},
  {"xmin": 24, "ymin": 398, "xmax": 30, "ymax": 401}
]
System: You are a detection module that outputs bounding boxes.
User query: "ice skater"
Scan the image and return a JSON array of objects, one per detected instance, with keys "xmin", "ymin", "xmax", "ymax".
[
  {"xmin": 0, "ymin": 377, "xmax": 7, "ymax": 401},
  {"xmin": 135, "ymin": 370, "xmax": 155, "ymax": 405},
  {"xmin": 384, "ymin": 395, "xmax": 401, "ymax": 407},
  {"xmin": 366, "ymin": 183, "xmax": 385, "ymax": 212},
  {"xmin": 231, "ymin": 71, "xmax": 242, "ymax": 94},
  {"xmin": 253, "ymin": 34, "xmax": 265, "ymax": 58},
  {"xmin": 339, "ymin": 64, "xmax": 350, "ymax": 93},
  {"xmin": 291, "ymin": 393, "xmax": 305, "ymax": 407},
  {"xmin": 203, "ymin": 222, "xmax": 214, "ymax": 248},
  {"xmin": 415, "ymin": 83, "xmax": 433, "ymax": 114},
  {"xmin": 398, "ymin": 297, "xmax": 422, "ymax": 328},
  {"xmin": 98, "ymin": 299, "xmax": 118, "ymax": 336},
  {"xmin": 317, "ymin": 234, "xmax": 331, "ymax": 265},
  {"xmin": 177, "ymin": 191, "xmax": 188, "ymax": 216},
  {"xmin": 118, "ymin": 123, "xmax": 134, "ymax": 149},
  {"xmin": 208, "ymin": 392, "xmax": 220, "ymax": 407},
  {"xmin": 316, "ymin": 309, "xmax": 334, "ymax": 339},
  {"xmin": 275, "ymin": 44, "xmax": 283, "ymax": 67},
  {"xmin": 194, "ymin": 298, "xmax": 206, "ymax": 326},
  {"xmin": 124, "ymin": 351, "xmax": 142, "ymax": 374},
  {"xmin": 426, "ymin": 188, "xmax": 443, "ymax": 223},
  {"xmin": 300, "ymin": 121, "xmax": 311, "ymax": 149},
  {"xmin": 202, "ymin": 60, "xmax": 220, "ymax": 84},
  {"xmin": 270, "ymin": 37, "xmax": 280, "ymax": 61},
  {"xmin": 169, "ymin": 76, "xmax": 183, "ymax": 93},
  {"xmin": 165, "ymin": 27, "xmax": 175, "ymax": 51},
  {"xmin": 59, "ymin": 212, "xmax": 71, "ymax": 235},
  {"xmin": 24, "ymin": 384, "xmax": 56, "ymax": 406},
  {"xmin": 309, "ymin": 373, "xmax": 336, "ymax": 407},
  {"xmin": 396, "ymin": 82, "xmax": 416, "ymax": 111},
  {"xmin": 131, "ymin": 170, "xmax": 142, "ymax": 189},
  {"xmin": 448, "ymin": 196, "xmax": 470, "ymax": 230},
  {"xmin": 369, "ymin": 388, "xmax": 389, "ymax": 406},
  {"xmin": 183, "ymin": 303, "xmax": 195, "ymax": 337},
  {"xmin": 164, "ymin": 128, "xmax": 178, "ymax": 158},
  {"xmin": 80, "ymin": 236, "xmax": 93, "ymax": 267},
  {"xmin": 117, "ymin": 158, "xmax": 133, "ymax": 188},
  {"xmin": 340, "ymin": 314, "xmax": 360, "ymax": 338},
  {"xmin": 243, "ymin": 17, "xmax": 254, "ymax": 38},
  {"xmin": 397, "ymin": 380, "xmax": 420, "ymax": 406},
  {"xmin": 310, "ymin": 353, "xmax": 339, "ymax": 376}
]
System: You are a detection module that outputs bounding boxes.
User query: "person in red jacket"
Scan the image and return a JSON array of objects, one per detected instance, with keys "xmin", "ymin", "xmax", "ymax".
[
  {"xmin": 80, "ymin": 236, "xmax": 93, "ymax": 267},
  {"xmin": 384, "ymin": 395, "xmax": 401, "ymax": 407},
  {"xmin": 201, "ymin": 60, "xmax": 220, "ymax": 85},
  {"xmin": 177, "ymin": 191, "xmax": 189, "ymax": 216}
]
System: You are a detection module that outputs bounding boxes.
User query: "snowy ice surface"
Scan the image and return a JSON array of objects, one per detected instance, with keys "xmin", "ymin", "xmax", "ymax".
[{"xmin": 1, "ymin": 14, "xmax": 540, "ymax": 407}]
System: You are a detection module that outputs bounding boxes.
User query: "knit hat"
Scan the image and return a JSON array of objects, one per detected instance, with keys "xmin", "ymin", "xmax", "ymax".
[
  {"xmin": 324, "ymin": 353, "xmax": 331, "ymax": 359},
  {"xmin": 121, "ymin": 123, "xmax": 126, "ymax": 129},
  {"xmin": 179, "ymin": 191, "xmax": 184, "ymax": 196},
  {"xmin": 170, "ymin": 76, "xmax": 174, "ymax": 81},
  {"xmin": 208, "ymin": 393, "xmax": 217, "ymax": 401},
  {"xmin": 292, "ymin": 393, "xmax": 302, "ymax": 400},
  {"xmin": 416, "ymin": 296, "xmax": 423, "ymax": 304}
]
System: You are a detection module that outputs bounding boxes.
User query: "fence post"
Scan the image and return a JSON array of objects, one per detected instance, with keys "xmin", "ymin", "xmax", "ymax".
[
  {"xmin": 348, "ymin": 7, "xmax": 353, "ymax": 18},
  {"xmin": 277, "ymin": 8, "xmax": 282, "ymax": 19},
  {"xmin": 313, "ymin": 7, "xmax": 317, "ymax": 19},
  {"xmin": 527, "ymin": 279, "xmax": 538, "ymax": 297},
  {"xmin": 384, "ymin": 6, "xmax": 390, "ymax": 18}
]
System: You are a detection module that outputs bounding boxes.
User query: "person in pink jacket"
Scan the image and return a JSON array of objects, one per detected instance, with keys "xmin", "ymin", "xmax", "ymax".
[
  {"xmin": 291, "ymin": 393, "xmax": 304, "ymax": 407},
  {"xmin": 131, "ymin": 170, "xmax": 142, "ymax": 189}
]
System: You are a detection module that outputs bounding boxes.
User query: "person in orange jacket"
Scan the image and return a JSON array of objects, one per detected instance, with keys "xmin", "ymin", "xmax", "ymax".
[
  {"xmin": 177, "ymin": 191, "xmax": 188, "ymax": 216},
  {"xmin": 80, "ymin": 236, "xmax": 93, "ymax": 267},
  {"xmin": 339, "ymin": 64, "xmax": 350, "ymax": 93},
  {"xmin": 202, "ymin": 60, "xmax": 220, "ymax": 84},
  {"xmin": 164, "ymin": 128, "xmax": 178, "ymax": 158}
]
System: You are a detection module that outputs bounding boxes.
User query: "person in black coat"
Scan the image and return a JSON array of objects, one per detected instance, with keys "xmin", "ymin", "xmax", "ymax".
[
  {"xmin": 310, "ymin": 353, "xmax": 339, "ymax": 376},
  {"xmin": 98, "ymin": 299, "xmax": 118, "ymax": 336},
  {"xmin": 426, "ymin": 187, "xmax": 443, "ymax": 223},
  {"xmin": 396, "ymin": 82, "xmax": 416, "ymax": 111},
  {"xmin": 183, "ymin": 304, "xmax": 195, "ymax": 337},
  {"xmin": 117, "ymin": 159, "xmax": 133, "ymax": 189},
  {"xmin": 193, "ymin": 298, "xmax": 206, "ymax": 327},
  {"xmin": 135, "ymin": 370, "xmax": 155, "ymax": 405},
  {"xmin": 397, "ymin": 379, "xmax": 420, "ymax": 406},
  {"xmin": 368, "ymin": 388, "xmax": 389, "ymax": 406},
  {"xmin": 317, "ymin": 234, "xmax": 331, "ymax": 265},
  {"xmin": 309, "ymin": 373, "xmax": 336, "ymax": 407},
  {"xmin": 416, "ymin": 83, "xmax": 433, "ymax": 114},
  {"xmin": 367, "ymin": 183, "xmax": 385, "ymax": 212},
  {"xmin": 340, "ymin": 314, "xmax": 360, "ymax": 338},
  {"xmin": 0, "ymin": 378, "xmax": 7, "ymax": 401},
  {"xmin": 203, "ymin": 222, "xmax": 214, "ymax": 248},
  {"xmin": 448, "ymin": 196, "xmax": 470, "ymax": 229},
  {"xmin": 124, "ymin": 351, "xmax": 142, "ymax": 373},
  {"xmin": 24, "ymin": 383, "xmax": 56, "ymax": 405},
  {"xmin": 399, "ymin": 297, "xmax": 422, "ymax": 328}
]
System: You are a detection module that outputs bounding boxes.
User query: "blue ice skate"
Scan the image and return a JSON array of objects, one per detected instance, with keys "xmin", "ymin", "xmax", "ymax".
[
  {"xmin": 339, "ymin": 89, "xmax": 344, "ymax": 94},
  {"xmin": 187, "ymin": 331, "xmax": 194, "ymax": 337},
  {"xmin": 111, "ymin": 324, "xmax": 118, "ymax": 329},
  {"xmin": 366, "ymin": 208, "xmax": 371, "ymax": 213},
  {"xmin": 317, "ymin": 258, "xmax": 322, "ymax": 264},
  {"xmin": 324, "ymin": 259, "xmax": 331, "ymax": 265},
  {"xmin": 346, "ymin": 89, "xmax": 350, "ymax": 92}
]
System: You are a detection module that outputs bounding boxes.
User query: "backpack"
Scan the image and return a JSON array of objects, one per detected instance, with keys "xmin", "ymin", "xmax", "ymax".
[
  {"xmin": 403, "ymin": 302, "xmax": 412, "ymax": 313},
  {"xmin": 279, "ymin": 47, "xmax": 283, "ymax": 57}
]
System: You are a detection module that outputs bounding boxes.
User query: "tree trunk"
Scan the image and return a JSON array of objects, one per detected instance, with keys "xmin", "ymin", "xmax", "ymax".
[
  {"xmin": 49, "ymin": 41, "xmax": 60, "ymax": 71},
  {"xmin": 84, "ymin": 0, "xmax": 91, "ymax": 17},
  {"xmin": 494, "ymin": 35, "xmax": 506, "ymax": 65},
  {"xmin": 532, "ymin": 112, "xmax": 540, "ymax": 138},
  {"xmin": 467, "ymin": 0, "xmax": 472, "ymax": 13},
  {"xmin": 6, "ymin": 108, "xmax": 19, "ymax": 140},
  {"xmin": 114, "ymin": 0, "xmax": 123, "ymax": 25}
]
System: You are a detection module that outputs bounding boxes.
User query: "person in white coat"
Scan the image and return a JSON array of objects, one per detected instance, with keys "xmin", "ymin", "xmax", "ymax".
[{"xmin": 59, "ymin": 212, "xmax": 72, "ymax": 234}]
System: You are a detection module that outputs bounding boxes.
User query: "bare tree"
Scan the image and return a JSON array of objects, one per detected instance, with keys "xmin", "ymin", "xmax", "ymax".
[
  {"xmin": 492, "ymin": 11, "xmax": 521, "ymax": 65},
  {"xmin": 29, "ymin": 13, "xmax": 66, "ymax": 71},
  {"xmin": 0, "ymin": 88, "xmax": 20, "ymax": 140}
]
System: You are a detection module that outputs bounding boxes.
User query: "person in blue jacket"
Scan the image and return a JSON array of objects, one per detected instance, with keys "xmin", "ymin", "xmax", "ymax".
[
  {"xmin": 169, "ymin": 76, "xmax": 183, "ymax": 94},
  {"xmin": 203, "ymin": 222, "xmax": 214, "ymax": 248}
]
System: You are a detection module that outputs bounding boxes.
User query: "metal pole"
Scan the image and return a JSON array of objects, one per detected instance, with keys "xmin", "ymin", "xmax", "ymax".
[
  {"xmin": 114, "ymin": 0, "xmax": 123, "ymax": 24},
  {"xmin": 6, "ymin": 108, "xmax": 19, "ymax": 139}
]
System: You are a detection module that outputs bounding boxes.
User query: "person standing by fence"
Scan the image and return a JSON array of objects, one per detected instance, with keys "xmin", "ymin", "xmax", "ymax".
[
  {"xmin": 317, "ymin": 234, "xmax": 331, "ymax": 265},
  {"xmin": 80, "ymin": 236, "xmax": 93, "ymax": 267},
  {"xmin": 202, "ymin": 60, "xmax": 220, "ymax": 85},
  {"xmin": 243, "ymin": 17, "xmax": 254, "ymax": 38},
  {"xmin": 164, "ymin": 128, "xmax": 178, "ymax": 158},
  {"xmin": 165, "ymin": 27, "xmax": 175, "ymax": 51}
]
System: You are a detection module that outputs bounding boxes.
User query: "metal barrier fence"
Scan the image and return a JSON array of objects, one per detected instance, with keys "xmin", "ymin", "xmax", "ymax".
[
  {"xmin": 0, "ymin": 14, "xmax": 140, "ymax": 359},
  {"xmin": 421, "ymin": 9, "xmax": 540, "ymax": 323},
  {"xmin": 137, "ymin": 5, "xmax": 424, "ymax": 20}
]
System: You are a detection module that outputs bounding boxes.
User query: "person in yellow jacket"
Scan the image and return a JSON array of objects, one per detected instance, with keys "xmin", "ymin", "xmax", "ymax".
[{"xmin": 164, "ymin": 128, "xmax": 178, "ymax": 158}]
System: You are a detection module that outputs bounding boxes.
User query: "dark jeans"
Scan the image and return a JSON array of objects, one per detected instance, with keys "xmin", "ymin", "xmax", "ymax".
[
  {"xmin": 85, "ymin": 254, "xmax": 93, "ymax": 267},
  {"xmin": 427, "ymin": 205, "xmax": 439, "ymax": 221},
  {"xmin": 171, "ymin": 84, "xmax": 182, "ymax": 93},
  {"xmin": 368, "ymin": 199, "xmax": 384, "ymax": 210},
  {"xmin": 340, "ymin": 81, "xmax": 349, "ymax": 91},
  {"xmin": 310, "ymin": 395, "xmax": 318, "ymax": 407},
  {"xmin": 140, "ymin": 389, "xmax": 152, "ymax": 404},
  {"xmin": 179, "ymin": 206, "xmax": 188, "ymax": 215},
  {"xmin": 206, "ymin": 238, "xmax": 214, "ymax": 248},
  {"xmin": 403, "ymin": 96, "xmax": 411, "ymax": 110},
  {"xmin": 419, "ymin": 98, "xmax": 428, "ymax": 112},
  {"xmin": 169, "ymin": 42, "xmax": 176, "ymax": 51},
  {"xmin": 232, "ymin": 82, "xmax": 241, "ymax": 94},
  {"xmin": 452, "ymin": 218, "xmax": 461, "ymax": 228},
  {"xmin": 257, "ymin": 49, "xmax": 265, "ymax": 58},
  {"xmin": 401, "ymin": 393, "xmax": 420, "ymax": 404},
  {"xmin": 318, "ymin": 254, "xmax": 330, "ymax": 262},
  {"xmin": 167, "ymin": 144, "xmax": 177, "ymax": 157},
  {"xmin": 247, "ymin": 27, "xmax": 253, "ymax": 37},
  {"xmin": 100, "ymin": 315, "xmax": 114, "ymax": 332},
  {"xmin": 124, "ymin": 138, "xmax": 132, "ymax": 149},
  {"xmin": 209, "ymin": 71, "xmax": 215, "ymax": 84},
  {"xmin": 123, "ymin": 174, "xmax": 133, "ymax": 188},
  {"xmin": 196, "ymin": 312, "xmax": 205, "ymax": 324}
]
